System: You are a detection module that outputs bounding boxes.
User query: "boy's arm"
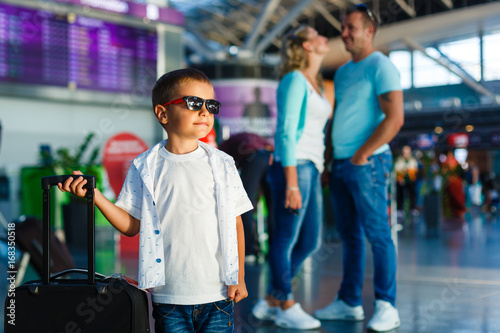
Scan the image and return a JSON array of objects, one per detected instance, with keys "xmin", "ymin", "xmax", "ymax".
[
  {"xmin": 58, "ymin": 171, "xmax": 140, "ymax": 237},
  {"xmin": 227, "ymin": 215, "xmax": 248, "ymax": 303}
]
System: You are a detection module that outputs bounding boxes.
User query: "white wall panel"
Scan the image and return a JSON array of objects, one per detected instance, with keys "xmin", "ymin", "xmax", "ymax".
[{"xmin": 0, "ymin": 96, "xmax": 159, "ymax": 167}]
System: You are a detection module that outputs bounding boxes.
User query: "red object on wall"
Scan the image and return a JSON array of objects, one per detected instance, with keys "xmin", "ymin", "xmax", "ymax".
[
  {"xmin": 199, "ymin": 127, "xmax": 217, "ymax": 147},
  {"xmin": 103, "ymin": 133, "xmax": 149, "ymax": 258},
  {"xmin": 447, "ymin": 133, "xmax": 469, "ymax": 148},
  {"xmin": 103, "ymin": 133, "xmax": 149, "ymax": 197}
]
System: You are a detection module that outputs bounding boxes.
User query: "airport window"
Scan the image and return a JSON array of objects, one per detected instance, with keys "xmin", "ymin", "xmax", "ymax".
[
  {"xmin": 438, "ymin": 37, "xmax": 481, "ymax": 81},
  {"xmin": 389, "ymin": 50, "xmax": 412, "ymax": 89},
  {"xmin": 413, "ymin": 48, "xmax": 461, "ymax": 88},
  {"xmin": 483, "ymin": 32, "xmax": 500, "ymax": 81}
]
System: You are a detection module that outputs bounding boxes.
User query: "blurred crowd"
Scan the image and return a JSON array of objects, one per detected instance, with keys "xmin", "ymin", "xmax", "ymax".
[{"xmin": 394, "ymin": 145, "xmax": 500, "ymax": 234}]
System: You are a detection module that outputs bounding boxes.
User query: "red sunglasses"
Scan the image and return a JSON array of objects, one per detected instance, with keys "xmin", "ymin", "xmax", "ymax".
[{"xmin": 163, "ymin": 96, "xmax": 221, "ymax": 114}]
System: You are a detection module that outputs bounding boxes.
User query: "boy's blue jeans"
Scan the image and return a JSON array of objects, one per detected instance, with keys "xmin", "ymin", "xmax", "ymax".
[
  {"xmin": 329, "ymin": 150, "xmax": 397, "ymax": 306},
  {"xmin": 267, "ymin": 160, "xmax": 323, "ymax": 301},
  {"xmin": 153, "ymin": 299, "xmax": 234, "ymax": 333}
]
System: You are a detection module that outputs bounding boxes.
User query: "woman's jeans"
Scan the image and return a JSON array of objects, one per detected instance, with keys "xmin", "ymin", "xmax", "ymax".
[
  {"xmin": 153, "ymin": 299, "xmax": 234, "ymax": 333},
  {"xmin": 329, "ymin": 150, "xmax": 397, "ymax": 306},
  {"xmin": 267, "ymin": 160, "xmax": 323, "ymax": 301}
]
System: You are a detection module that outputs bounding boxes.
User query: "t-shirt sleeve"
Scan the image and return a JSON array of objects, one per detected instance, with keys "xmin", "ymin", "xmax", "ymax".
[
  {"xmin": 115, "ymin": 163, "xmax": 143, "ymax": 220},
  {"xmin": 228, "ymin": 162, "xmax": 254, "ymax": 217},
  {"xmin": 374, "ymin": 56, "xmax": 402, "ymax": 96}
]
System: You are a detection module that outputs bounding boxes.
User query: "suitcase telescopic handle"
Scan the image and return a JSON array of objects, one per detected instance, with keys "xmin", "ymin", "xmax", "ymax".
[
  {"xmin": 41, "ymin": 174, "xmax": 96, "ymax": 190},
  {"xmin": 41, "ymin": 175, "xmax": 96, "ymax": 285}
]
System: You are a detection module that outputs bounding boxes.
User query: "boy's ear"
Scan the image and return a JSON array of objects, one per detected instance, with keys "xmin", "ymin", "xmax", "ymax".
[{"xmin": 154, "ymin": 105, "xmax": 168, "ymax": 124}]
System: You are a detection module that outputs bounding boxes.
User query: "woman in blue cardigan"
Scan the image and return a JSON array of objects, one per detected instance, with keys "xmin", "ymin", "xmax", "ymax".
[{"xmin": 251, "ymin": 24, "xmax": 332, "ymax": 330}]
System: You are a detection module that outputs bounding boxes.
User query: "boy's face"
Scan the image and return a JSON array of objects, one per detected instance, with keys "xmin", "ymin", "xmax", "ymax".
[{"xmin": 157, "ymin": 80, "xmax": 215, "ymax": 144}]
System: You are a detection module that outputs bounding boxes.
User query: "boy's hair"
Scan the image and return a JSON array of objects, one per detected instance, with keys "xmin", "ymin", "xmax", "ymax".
[{"xmin": 152, "ymin": 68, "xmax": 212, "ymax": 109}]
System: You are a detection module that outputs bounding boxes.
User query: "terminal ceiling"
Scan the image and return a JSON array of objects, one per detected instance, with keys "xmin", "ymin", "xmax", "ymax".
[{"xmin": 169, "ymin": 0, "xmax": 500, "ymax": 70}]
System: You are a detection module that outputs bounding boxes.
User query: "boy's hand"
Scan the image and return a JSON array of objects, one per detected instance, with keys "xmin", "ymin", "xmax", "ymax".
[
  {"xmin": 57, "ymin": 170, "xmax": 89, "ymax": 198},
  {"xmin": 228, "ymin": 281, "xmax": 248, "ymax": 303}
]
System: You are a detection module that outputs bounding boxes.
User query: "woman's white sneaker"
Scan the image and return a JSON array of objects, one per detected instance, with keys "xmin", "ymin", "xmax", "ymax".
[
  {"xmin": 275, "ymin": 303, "xmax": 321, "ymax": 330},
  {"xmin": 367, "ymin": 300, "xmax": 401, "ymax": 332},
  {"xmin": 314, "ymin": 297, "xmax": 365, "ymax": 321},
  {"xmin": 251, "ymin": 298, "xmax": 278, "ymax": 321}
]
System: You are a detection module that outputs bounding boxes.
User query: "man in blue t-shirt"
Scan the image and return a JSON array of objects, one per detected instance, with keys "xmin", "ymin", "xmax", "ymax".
[{"xmin": 314, "ymin": 5, "xmax": 404, "ymax": 332}]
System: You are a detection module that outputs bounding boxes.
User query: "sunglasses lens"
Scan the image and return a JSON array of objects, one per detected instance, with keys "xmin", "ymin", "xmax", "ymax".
[
  {"xmin": 183, "ymin": 96, "xmax": 220, "ymax": 114},
  {"xmin": 185, "ymin": 97, "xmax": 204, "ymax": 111},
  {"xmin": 206, "ymin": 100, "xmax": 221, "ymax": 114}
]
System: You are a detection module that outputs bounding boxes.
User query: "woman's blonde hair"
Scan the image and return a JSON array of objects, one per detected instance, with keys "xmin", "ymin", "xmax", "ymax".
[
  {"xmin": 279, "ymin": 24, "xmax": 309, "ymax": 78},
  {"xmin": 278, "ymin": 24, "xmax": 324, "ymax": 89}
]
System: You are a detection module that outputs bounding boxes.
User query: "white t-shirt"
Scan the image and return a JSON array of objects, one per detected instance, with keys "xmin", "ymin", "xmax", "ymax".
[
  {"xmin": 295, "ymin": 80, "xmax": 332, "ymax": 173},
  {"xmin": 150, "ymin": 146, "xmax": 250, "ymax": 305}
]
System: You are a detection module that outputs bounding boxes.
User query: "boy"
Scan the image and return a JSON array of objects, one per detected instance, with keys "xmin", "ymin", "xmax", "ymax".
[{"xmin": 58, "ymin": 68, "xmax": 253, "ymax": 332}]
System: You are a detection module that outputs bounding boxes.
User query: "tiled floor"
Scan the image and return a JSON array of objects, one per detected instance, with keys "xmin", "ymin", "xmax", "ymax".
[
  {"xmin": 235, "ymin": 207, "xmax": 500, "ymax": 332},
  {"xmin": 4, "ymin": 207, "xmax": 500, "ymax": 332}
]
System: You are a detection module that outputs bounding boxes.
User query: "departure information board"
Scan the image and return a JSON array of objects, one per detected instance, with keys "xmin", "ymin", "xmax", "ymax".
[{"xmin": 0, "ymin": 3, "xmax": 157, "ymax": 94}]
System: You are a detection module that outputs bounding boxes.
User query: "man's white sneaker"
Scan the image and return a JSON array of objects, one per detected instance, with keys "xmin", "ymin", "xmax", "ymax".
[
  {"xmin": 275, "ymin": 303, "xmax": 321, "ymax": 330},
  {"xmin": 251, "ymin": 298, "xmax": 278, "ymax": 321},
  {"xmin": 314, "ymin": 297, "xmax": 364, "ymax": 321},
  {"xmin": 367, "ymin": 300, "xmax": 401, "ymax": 332}
]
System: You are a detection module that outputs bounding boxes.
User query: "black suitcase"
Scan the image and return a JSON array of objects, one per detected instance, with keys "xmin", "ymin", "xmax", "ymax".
[{"xmin": 5, "ymin": 175, "xmax": 151, "ymax": 333}]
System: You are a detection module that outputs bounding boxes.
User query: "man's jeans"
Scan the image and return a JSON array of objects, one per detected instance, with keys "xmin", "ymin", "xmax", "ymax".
[
  {"xmin": 153, "ymin": 299, "xmax": 234, "ymax": 333},
  {"xmin": 267, "ymin": 160, "xmax": 323, "ymax": 301},
  {"xmin": 329, "ymin": 150, "xmax": 397, "ymax": 306}
]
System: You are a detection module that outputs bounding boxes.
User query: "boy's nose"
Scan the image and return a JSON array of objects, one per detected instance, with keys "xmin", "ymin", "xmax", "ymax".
[{"xmin": 199, "ymin": 107, "xmax": 209, "ymax": 116}]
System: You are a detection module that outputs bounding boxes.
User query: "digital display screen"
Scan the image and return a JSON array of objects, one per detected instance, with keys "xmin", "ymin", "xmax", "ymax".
[{"xmin": 0, "ymin": 3, "xmax": 157, "ymax": 94}]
